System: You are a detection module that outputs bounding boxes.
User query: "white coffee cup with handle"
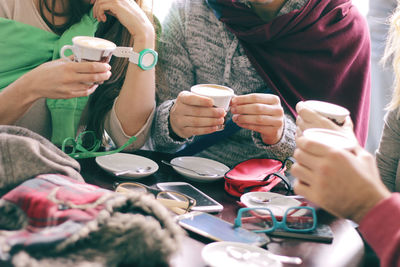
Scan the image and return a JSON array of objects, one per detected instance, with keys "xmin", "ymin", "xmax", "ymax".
[{"xmin": 60, "ymin": 36, "xmax": 116, "ymax": 63}]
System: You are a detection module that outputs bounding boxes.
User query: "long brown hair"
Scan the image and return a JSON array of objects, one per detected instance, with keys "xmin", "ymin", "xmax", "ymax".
[{"xmin": 39, "ymin": 0, "xmax": 155, "ymax": 140}]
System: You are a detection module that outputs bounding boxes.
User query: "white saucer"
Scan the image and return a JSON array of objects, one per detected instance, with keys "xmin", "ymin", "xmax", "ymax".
[
  {"xmin": 240, "ymin": 192, "xmax": 302, "ymax": 217},
  {"xmin": 170, "ymin": 156, "xmax": 230, "ymax": 183},
  {"xmin": 201, "ymin": 241, "xmax": 282, "ymax": 267},
  {"xmin": 95, "ymin": 153, "xmax": 158, "ymax": 179}
]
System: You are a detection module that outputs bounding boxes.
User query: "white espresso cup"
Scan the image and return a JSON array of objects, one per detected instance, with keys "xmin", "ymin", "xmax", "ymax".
[
  {"xmin": 303, "ymin": 128, "xmax": 357, "ymax": 151},
  {"xmin": 60, "ymin": 36, "xmax": 116, "ymax": 63},
  {"xmin": 303, "ymin": 100, "xmax": 350, "ymax": 126},
  {"xmin": 190, "ymin": 84, "xmax": 235, "ymax": 111}
]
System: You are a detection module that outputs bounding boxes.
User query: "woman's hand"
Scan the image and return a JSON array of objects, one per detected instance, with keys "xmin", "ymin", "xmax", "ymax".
[
  {"xmin": 91, "ymin": 0, "xmax": 154, "ymax": 40},
  {"xmin": 291, "ymin": 136, "xmax": 391, "ymax": 223},
  {"xmin": 23, "ymin": 59, "xmax": 111, "ymax": 100},
  {"xmin": 231, "ymin": 93, "xmax": 284, "ymax": 145},
  {"xmin": 295, "ymin": 101, "xmax": 355, "ymax": 138},
  {"xmin": 169, "ymin": 91, "xmax": 226, "ymax": 139}
]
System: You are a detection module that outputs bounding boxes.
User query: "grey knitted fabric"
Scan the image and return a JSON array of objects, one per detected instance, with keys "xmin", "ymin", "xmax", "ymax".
[
  {"xmin": 151, "ymin": 0, "xmax": 307, "ymax": 167},
  {"xmin": 0, "ymin": 125, "xmax": 83, "ymax": 193},
  {"xmin": 376, "ymin": 108, "xmax": 400, "ymax": 192}
]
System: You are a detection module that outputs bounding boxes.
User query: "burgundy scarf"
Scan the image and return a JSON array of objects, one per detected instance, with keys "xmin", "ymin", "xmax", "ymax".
[{"xmin": 207, "ymin": 0, "xmax": 370, "ymax": 145}]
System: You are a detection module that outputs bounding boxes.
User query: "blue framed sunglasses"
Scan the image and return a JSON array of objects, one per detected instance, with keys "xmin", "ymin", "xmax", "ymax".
[{"xmin": 234, "ymin": 206, "xmax": 317, "ymax": 233}]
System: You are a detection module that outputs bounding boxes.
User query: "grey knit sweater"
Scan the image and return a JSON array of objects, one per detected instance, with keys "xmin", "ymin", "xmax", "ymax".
[
  {"xmin": 151, "ymin": 0, "xmax": 307, "ymax": 167},
  {"xmin": 376, "ymin": 108, "xmax": 400, "ymax": 192}
]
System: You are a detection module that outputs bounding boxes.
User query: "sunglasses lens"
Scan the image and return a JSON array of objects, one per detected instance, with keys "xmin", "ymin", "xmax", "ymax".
[
  {"xmin": 285, "ymin": 207, "xmax": 315, "ymax": 231},
  {"xmin": 240, "ymin": 209, "xmax": 274, "ymax": 231},
  {"xmin": 157, "ymin": 191, "xmax": 191, "ymax": 212},
  {"xmin": 79, "ymin": 131, "xmax": 98, "ymax": 150},
  {"xmin": 116, "ymin": 183, "xmax": 147, "ymax": 194}
]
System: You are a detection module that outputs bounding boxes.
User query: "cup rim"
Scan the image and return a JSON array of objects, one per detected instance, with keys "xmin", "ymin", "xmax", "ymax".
[
  {"xmin": 303, "ymin": 128, "xmax": 357, "ymax": 150},
  {"xmin": 72, "ymin": 36, "xmax": 117, "ymax": 50},
  {"xmin": 191, "ymin": 84, "xmax": 234, "ymax": 98},
  {"xmin": 303, "ymin": 100, "xmax": 350, "ymax": 119}
]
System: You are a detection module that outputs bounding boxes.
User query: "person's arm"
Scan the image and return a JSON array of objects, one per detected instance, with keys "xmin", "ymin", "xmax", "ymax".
[
  {"xmin": 358, "ymin": 193, "xmax": 400, "ymax": 267},
  {"xmin": 376, "ymin": 108, "xmax": 400, "ymax": 192},
  {"xmin": 251, "ymin": 112, "xmax": 296, "ymax": 160},
  {"xmin": 150, "ymin": 0, "xmax": 198, "ymax": 152},
  {"xmin": 92, "ymin": 0, "xmax": 155, "ymax": 137},
  {"xmin": 0, "ymin": 60, "xmax": 111, "ymax": 125},
  {"xmin": 291, "ymin": 137, "xmax": 391, "ymax": 223},
  {"xmin": 0, "ymin": 0, "xmax": 14, "ymax": 19},
  {"xmin": 104, "ymin": 98, "xmax": 155, "ymax": 150}
]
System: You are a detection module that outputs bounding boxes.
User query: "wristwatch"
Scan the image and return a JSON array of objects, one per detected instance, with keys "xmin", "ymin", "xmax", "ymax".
[{"xmin": 113, "ymin": 47, "xmax": 158, "ymax": 70}]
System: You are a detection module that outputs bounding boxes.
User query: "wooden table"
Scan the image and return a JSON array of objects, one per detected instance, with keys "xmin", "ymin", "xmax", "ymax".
[{"xmin": 79, "ymin": 150, "xmax": 371, "ymax": 267}]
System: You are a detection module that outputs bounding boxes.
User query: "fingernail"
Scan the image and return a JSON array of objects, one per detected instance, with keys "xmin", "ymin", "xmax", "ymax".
[{"xmin": 231, "ymin": 107, "xmax": 236, "ymax": 113}]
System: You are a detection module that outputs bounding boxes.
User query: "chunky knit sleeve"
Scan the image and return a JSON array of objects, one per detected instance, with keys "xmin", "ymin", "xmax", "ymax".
[{"xmin": 151, "ymin": 0, "xmax": 196, "ymax": 153}]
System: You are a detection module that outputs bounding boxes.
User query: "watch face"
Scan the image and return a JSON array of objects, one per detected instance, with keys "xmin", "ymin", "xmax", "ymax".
[{"xmin": 142, "ymin": 52, "xmax": 156, "ymax": 68}]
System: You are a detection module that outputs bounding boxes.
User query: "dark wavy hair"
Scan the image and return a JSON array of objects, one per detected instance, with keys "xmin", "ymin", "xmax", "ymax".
[{"xmin": 39, "ymin": 0, "xmax": 156, "ymax": 140}]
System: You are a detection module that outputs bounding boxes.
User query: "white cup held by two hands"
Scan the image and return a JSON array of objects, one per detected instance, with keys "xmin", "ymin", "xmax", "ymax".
[
  {"xmin": 60, "ymin": 36, "xmax": 116, "ymax": 63},
  {"xmin": 190, "ymin": 84, "xmax": 235, "ymax": 111},
  {"xmin": 190, "ymin": 84, "xmax": 235, "ymax": 131}
]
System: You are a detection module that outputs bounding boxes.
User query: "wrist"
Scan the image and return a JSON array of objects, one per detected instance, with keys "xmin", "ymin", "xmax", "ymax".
[
  {"xmin": 130, "ymin": 26, "xmax": 155, "ymax": 49},
  {"xmin": 133, "ymin": 35, "xmax": 155, "ymax": 51},
  {"xmin": 351, "ymin": 188, "xmax": 391, "ymax": 223},
  {"xmin": 14, "ymin": 73, "xmax": 41, "ymax": 104},
  {"xmin": 261, "ymin": 127, "xmax": 284, "ymax": 145},
  {"xmin": 168, "ymin": 120, "xmax": 185, "ymax": 141}
]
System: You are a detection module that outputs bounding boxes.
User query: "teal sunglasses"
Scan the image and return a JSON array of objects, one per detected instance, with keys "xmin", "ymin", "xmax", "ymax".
[{"xmin": 234, "ymin": 206, "xmax": 317, "ymax": 233}]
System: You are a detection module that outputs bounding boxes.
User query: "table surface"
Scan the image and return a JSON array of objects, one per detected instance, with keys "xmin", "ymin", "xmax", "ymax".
[{"xmin": 79, "ymin": 150, "xmax": 368, "ymax": 267}]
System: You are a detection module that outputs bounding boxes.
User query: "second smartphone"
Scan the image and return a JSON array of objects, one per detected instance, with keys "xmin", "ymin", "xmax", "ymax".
[{"xmin": 156, "ymin": 182, "xmax": 223, "ymax": 213}]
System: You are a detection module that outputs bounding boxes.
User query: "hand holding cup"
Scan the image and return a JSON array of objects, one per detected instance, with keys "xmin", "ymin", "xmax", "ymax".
[
  {"xmin": 296, "ymin": 100, "xmax": 354, "ymax": 138},
  {"xmin": 231, "ymin": 93, "xmax": 284, "ymax": 145},
  {"xmin": 169, "ymin": 84, "xmax": 233, "ymax": 139},
  {"xmin": 291, "ymin": 129, "xmax": 390, "ymax": 223}
]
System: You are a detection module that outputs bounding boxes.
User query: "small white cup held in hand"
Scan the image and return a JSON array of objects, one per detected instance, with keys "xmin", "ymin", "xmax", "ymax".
[
  {"xmin": 303, "ymin": 100, "xmax": 350, "ymax": 126},
  {"xmin": 60, "ymin": 36, "xmax": 116, "ymax": 63},
  {"xmin": 190, "ymin": 84, "xmax": 235, "ymax": 111},
  {"xmin": 303, "ymin": 128, "xmax": 357, "ymax": 151}
]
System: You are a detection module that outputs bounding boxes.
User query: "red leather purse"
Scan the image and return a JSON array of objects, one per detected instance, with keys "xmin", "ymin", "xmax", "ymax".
[{"xmin": 224, "ymin": 157, "xmax": 294, "ymax": 197}]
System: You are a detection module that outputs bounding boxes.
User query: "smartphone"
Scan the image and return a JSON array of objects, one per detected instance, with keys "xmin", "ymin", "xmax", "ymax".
[
  {"xmin": 156, "ymin": 182, "xmax": 223, "ymax": 213},
  {"xmin": 177, "ymin": 211, "xmax": 268, "ymax": 246}
]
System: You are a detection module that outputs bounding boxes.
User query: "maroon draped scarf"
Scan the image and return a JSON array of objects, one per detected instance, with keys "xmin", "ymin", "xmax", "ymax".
[{"xmin": 207, "ymin": 0, "xmax": 370, "ymax": 145}]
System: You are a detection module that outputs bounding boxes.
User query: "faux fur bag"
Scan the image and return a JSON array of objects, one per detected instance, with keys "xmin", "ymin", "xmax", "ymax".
[
  {"xmin": 0, "ymin": 174, "xmax": 184, "ymax": 267},
  {"xmin": 0, "ymin": 126, "xmax": 184, "ymax": 266}
]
